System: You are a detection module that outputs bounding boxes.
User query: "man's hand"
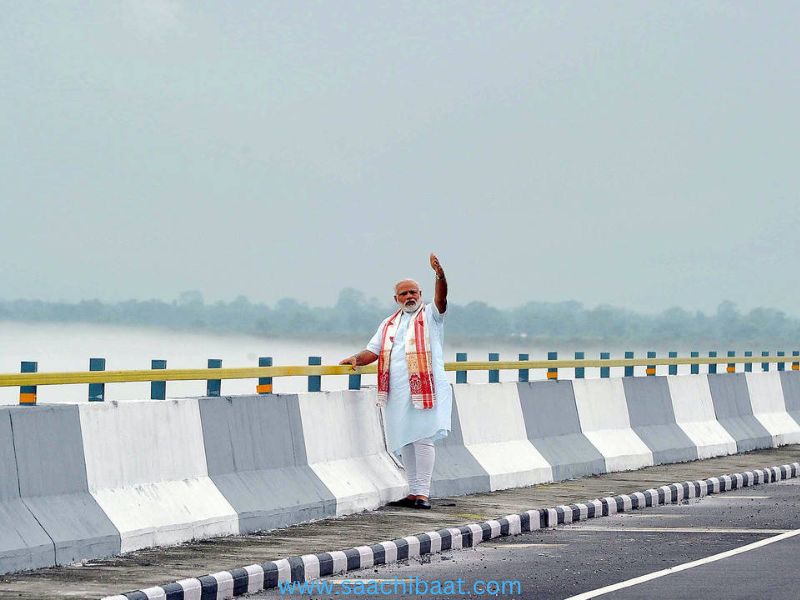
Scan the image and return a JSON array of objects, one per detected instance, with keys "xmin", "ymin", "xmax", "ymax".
[
  {"xmin": 339, "ymin": 356, "xmax": 358, "ymax": 370},
  {"xmin": 430, "ymin": 253, "xmax": 445, "ymax": 278},
  {"xmin": 430, "ymin": 252, "xmax": 447, "ymax": 313},
  {"xmin": 339, "ymin": 350, "xmax": 379, "ymax": 370}
]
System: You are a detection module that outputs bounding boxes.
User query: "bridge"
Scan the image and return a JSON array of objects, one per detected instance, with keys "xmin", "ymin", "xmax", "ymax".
[{"xmin": 0, "ymin": 352, "xmax": 799, "ymax": 598}]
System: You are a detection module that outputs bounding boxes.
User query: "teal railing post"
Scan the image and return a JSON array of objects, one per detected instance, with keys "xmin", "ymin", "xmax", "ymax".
[
  {"xmin": 726, "ymin": 351, "xmax": 735, "ymax": 374},
  {"xmin": 600, "ymin": 352, "xmax": 610, "ymax": 378},
  {"xmin": 151, "ymin": 359, "xmax": 166, "ymax": 400},
  {"xmin": 575, "ymin": 351, "xmax": 585, "ymax": 379},
  {"xmin": 258, "ymin": 356, "xmax": 273, "ymax": 394},
  {"xmin": 89, "ymin": 357, "xmax": 105, "ymax": 402},
  {"xmin": 308, "ymin": 356, "xmax": 321, "ymax": 392},
  {"xmin": 456, "ymin": 352, "xmax": 467, "ymax": 384},
  {"xmin": 20, "ymin": 361, "xmax": 37, "ymax": 405},
  {"xmin": 744, "ymin": 350, "xmax": 753, "ymax": 373},
  {"xmin": 708, "ymin": 351, "xmax": 717, "ymax": 374},
  {"xmin": 348, "ymin": 363, "xmax": 361, "ymax": 391},
  {"xmin": 624, "ymin": 351, "xmax": 634, "ymax": 377},
  {"xmin": 207, "ymin": 359, "xmax": 222, "ymax": 396},
  {"xmin": 690, "ymin": 351, "xmax": 699, "ymax": 375},
  {"xmin": 668, "ymin": 351, "xmax": 678, "ymax": 376},
  {"xmin": 778, "ymin": 351, "xmax": 786, "ymax": 372},
  {"xmin": 646, "ymin": 351, "xmax": 656, "ymax": 376},
  {"xmin": 762, "ymin": 351, "xmax": 770, "ymax": 372},
  {"xmin": 793, "ymin": 351, "xmax": 799, "ymax": 372},
  {"xmin": 547, "ymin": 351, "xmax": 558, "ymax": 381},
  {"xmin": 518, "ymin": 353, "xmax": 529, "ymax": 383},
  {"xmin": 488, "ymin": 353, "xmax": 499, "ymax": 383}
]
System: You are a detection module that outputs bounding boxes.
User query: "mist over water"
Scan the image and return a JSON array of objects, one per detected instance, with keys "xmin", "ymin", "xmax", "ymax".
[{"xmin": 0, "ymin": 322, "xmax": 711, "ymax": 405}]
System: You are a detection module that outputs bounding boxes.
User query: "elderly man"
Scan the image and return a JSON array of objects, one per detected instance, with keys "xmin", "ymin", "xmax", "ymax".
[{"xmin": 339, "ymin": 253, "xmax": 452, "ymax": 509}]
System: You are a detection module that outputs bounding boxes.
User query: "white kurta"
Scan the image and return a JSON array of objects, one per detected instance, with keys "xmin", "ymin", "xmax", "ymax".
[{"xmin": 367, "ymin": 302, "xmax": 452, "ymax": 455}]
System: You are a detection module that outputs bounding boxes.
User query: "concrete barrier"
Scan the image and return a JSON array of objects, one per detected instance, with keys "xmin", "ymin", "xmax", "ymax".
[
  {"xmin": 707, "ymin": 374, "xmax": 774, "ymax": 452},
  {"xmin": 453, "ymin": 383, "xmax": 552, "ymax": 491},
  {"xmin": 779, "ymin": 371, "xmax": 800, "ymax": 423},
  {"xmin": 3, "ymin": 371, "xmax": 799, "ymax": 575},
  {"xmin": 297, "ymin": 391, "xmax": 407, "ymax": 515},
  {"xmin": 10, "ymin": 405, "xmax": 120, "ymax": 566},
  {"xmin": 0, "ymin": 409, "xmax": 54, "ymax": 574},
  {"xmin": 78, "ymin": 400, "xmax": 238, "ymax": 552},
  {"xmin": 666, "ymin": 375, "xmax": 737, "ymax": 459},
  {"xmin": 572, "ymin": 379, "xmax": 653, "ymax": 472},
  {"xmin": 430, "ymin": 393, "xmax": 491, "ymax": 498},
  {"xmin": 622, "ymin": 377, "xmax": 698, "ymax": 464},
  {"xmin": 199, "ymin": 395, "xmax": 337, "ymax": 533},
  {"xmin": 517, "ymin": 380, "xmax": 606, "ymax": 481},
  {"xmin": 745, "ymin": 372, "xmax": 800, "ymax": 446}
]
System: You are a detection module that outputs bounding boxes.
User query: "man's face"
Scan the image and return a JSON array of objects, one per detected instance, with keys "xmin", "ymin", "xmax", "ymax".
[{"xmin": 394, "ymin": 280, "xmax": 422, "ymax": 313}]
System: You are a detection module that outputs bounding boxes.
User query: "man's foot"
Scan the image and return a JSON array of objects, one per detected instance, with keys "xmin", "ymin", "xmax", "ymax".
[
  {"xmin": 414, "ymin": 497, "xmax": 431, "ymax": 509},
  {"xmin": 387, "ymin": 496, "xmax": 417, "ymax": 508}
]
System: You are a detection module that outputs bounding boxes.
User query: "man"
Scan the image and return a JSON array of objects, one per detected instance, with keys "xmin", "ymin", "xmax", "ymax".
[{"xmin": 339, "ymin": 253, "xmax": 452, "ymax": 509}]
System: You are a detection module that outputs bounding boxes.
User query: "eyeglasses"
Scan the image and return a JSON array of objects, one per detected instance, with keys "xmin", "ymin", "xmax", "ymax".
[{"xmin": 396, "ymin": 289, "xmax": 420, "ymax": 298}]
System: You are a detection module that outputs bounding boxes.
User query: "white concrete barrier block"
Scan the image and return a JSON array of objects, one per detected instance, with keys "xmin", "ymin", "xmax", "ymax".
[
  {"xmin": 572, "ymin": 379, "xmax": 652, "ymax": 472},
  {"xmin": 745, "ymin": 372, "xmax": 800, "ymax": 446}
]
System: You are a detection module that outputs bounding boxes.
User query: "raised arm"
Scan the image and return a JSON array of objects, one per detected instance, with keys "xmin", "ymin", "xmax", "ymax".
[{"xmin": 430, "ymin": 253, "xmax": 447, "ymax": 314}]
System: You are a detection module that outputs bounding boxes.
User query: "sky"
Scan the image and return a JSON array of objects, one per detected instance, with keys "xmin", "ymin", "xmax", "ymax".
[{"xmin": 1, "ymin": 1, "xmax": 799, "ymax": 315}]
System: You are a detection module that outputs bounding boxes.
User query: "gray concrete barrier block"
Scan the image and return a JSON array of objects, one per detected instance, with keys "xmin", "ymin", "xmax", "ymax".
[
  {"xmin": 517, "ymin": 380, "xmax": 606, "ymax": 481},
  {"xmin": 622, "ymin": 377, "xmax": 699, "ymax": 465},
  {"xmin": 0, "ymin": 409, "xmax": 54, "ymax": 574},
  {"xmin": 431, "ymin": 389, "xmax": 492, "ymax": 497},
  {"xmin": 779, "ymin": 371, "xmax": 800, "ymax": 423},
  {"xmin": 199, "ymin": 395, "xmax": 337, "ymax": 532},
  {"xmin": 707, "ymin": 374, "xmax": 773, "ymax": 452},
  {"xmin": 10, "ymin": 405, "xmax": 120, "ymax": 566}
]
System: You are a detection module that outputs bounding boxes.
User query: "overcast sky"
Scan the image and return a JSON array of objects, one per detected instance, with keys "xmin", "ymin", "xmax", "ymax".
[{"xmin": 1, "ymin": 2, "xmax": 798, "ymax": 314}]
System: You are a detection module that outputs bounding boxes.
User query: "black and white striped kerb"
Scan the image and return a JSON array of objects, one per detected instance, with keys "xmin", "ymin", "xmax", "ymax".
[{"xmin": 106, "ymin": 461, "xmax": 800, "ymax": 600}]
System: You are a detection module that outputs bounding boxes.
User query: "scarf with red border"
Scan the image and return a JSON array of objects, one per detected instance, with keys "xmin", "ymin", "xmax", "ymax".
[{"xmin": 376, "ymin": 304, "xmax": 435, "ymax": 409}]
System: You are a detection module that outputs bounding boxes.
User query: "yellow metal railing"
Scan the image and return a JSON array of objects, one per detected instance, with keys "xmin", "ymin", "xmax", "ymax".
[{"xmin": 1, "ymin": 355, "xmax": 797, "ymax": 388}]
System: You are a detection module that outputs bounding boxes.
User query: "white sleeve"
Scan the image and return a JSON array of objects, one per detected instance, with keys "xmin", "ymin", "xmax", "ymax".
[
  {"xmin": 366, "ymin": 320, "xmax": 387, "ymax": 354},
  {"xmin": 430, "ymin": 301, "xmax": 445, "ymax": 324}
]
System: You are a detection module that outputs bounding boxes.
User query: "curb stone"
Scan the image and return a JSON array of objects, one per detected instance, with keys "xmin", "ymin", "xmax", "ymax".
[{"xmin": 105, "ymin": 461, "xmax": 800, "ymax": 600}]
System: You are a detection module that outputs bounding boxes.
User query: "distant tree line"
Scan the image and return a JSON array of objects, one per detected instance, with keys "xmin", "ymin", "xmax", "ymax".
[{"xmin": 0, "ymin": 291, "xmax": 798, "ymax": 346}]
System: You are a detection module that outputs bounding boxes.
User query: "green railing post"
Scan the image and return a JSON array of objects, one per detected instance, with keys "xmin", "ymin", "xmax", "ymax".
[
  {"xmin": 518, "ymin": 353, "xmax": 529, "ymax": 383},
  {"xmin": 207, "ymin": 359, "xmax": 222, "ymax": 396},
  {"xmin": 547, "ymin": 351, "xmax": 558, "ymax": 381},
  {"xmin": 744, "ymin": 351, "xmax": 753, "ymax": 372},
  {"xmin": 488, "ymin": 353, "xmax": 500, "ymax": 383},
  {"xmin": 456, "ymin": 352, "xmax": 467, "ymax": 384},
  {"xmin": 308, "ymin": 356, "xmax": 321, "ymax": 392},
  {"xmin": 575, "ymin": 351, "xmax": 585, "ymax": 379},
  {"xmin": 624, "ymin": 351, "xmax": 634, "ymax": 377},
  {"xmin": 348, "ymin": 366, "xmax": 361, "ymax": 391},
  {"xmin": 258, "ymin": 356, "xmax": 273, "ymax": 394},
  {"xmin": 668, "ymin": 351, "xmax": 678, "ymax": 376},
  {"xmin": 151, "ymin": 359, "xmax": 166, "ymax": 400},
  {"xmin": 20, "ymin": 361, "xmax": 37, "ymax": 405},
  {"xmin": 793, "ymin": 351, "xmax": 799, "ymax": 372},
  {"xmin": 600, "ymin": 352, "xmax": 610, "ymax": 378},
  {"xmin": 726, "ymin": 351, "xmax": 735, "ymax": 374},
  {"xmin": 690, "ymin": 351, "xmax": 699, "ymax": 375},
  {"xmin": 89, "ymin": 358, "xmax": 105, "ymax": 402},
  {"xmin": 778, "ymin": 351, "xmax": 786, "ymax": 372},
  {"xmin": 646, "ymin": 351, "xmax": 656, "ymax": 376},
  {"xmin": 762, "ymin": 351, "xmax": 770, "ymax": 372},
  {"xmin": 708, "ymin": 351, "xmax": 717, "ymax": 374}
]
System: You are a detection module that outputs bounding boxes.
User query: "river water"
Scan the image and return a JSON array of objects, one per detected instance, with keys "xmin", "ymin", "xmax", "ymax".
[{"xmin": 0, "ymin": 321, "xmax": 716, "ymax": 405}]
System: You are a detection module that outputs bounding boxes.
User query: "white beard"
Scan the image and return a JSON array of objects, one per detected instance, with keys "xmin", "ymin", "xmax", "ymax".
[{"xmin": 401, "ymin": 299, "xmax": 419, "ymax": 313}]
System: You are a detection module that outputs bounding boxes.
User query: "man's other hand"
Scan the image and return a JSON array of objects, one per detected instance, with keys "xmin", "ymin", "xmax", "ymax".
[
  {"xmin": 430, "ymin": 253, "xmax": 444, "ymax": 277},
  {"xmin": 339, "ymin": 356, "xmax": 358, "ymax": 369}
]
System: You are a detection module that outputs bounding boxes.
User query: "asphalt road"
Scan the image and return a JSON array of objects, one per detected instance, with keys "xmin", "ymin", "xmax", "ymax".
[{"xmin": 253, "ymin": 478, "xmax": 800, "ymax": 600}]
